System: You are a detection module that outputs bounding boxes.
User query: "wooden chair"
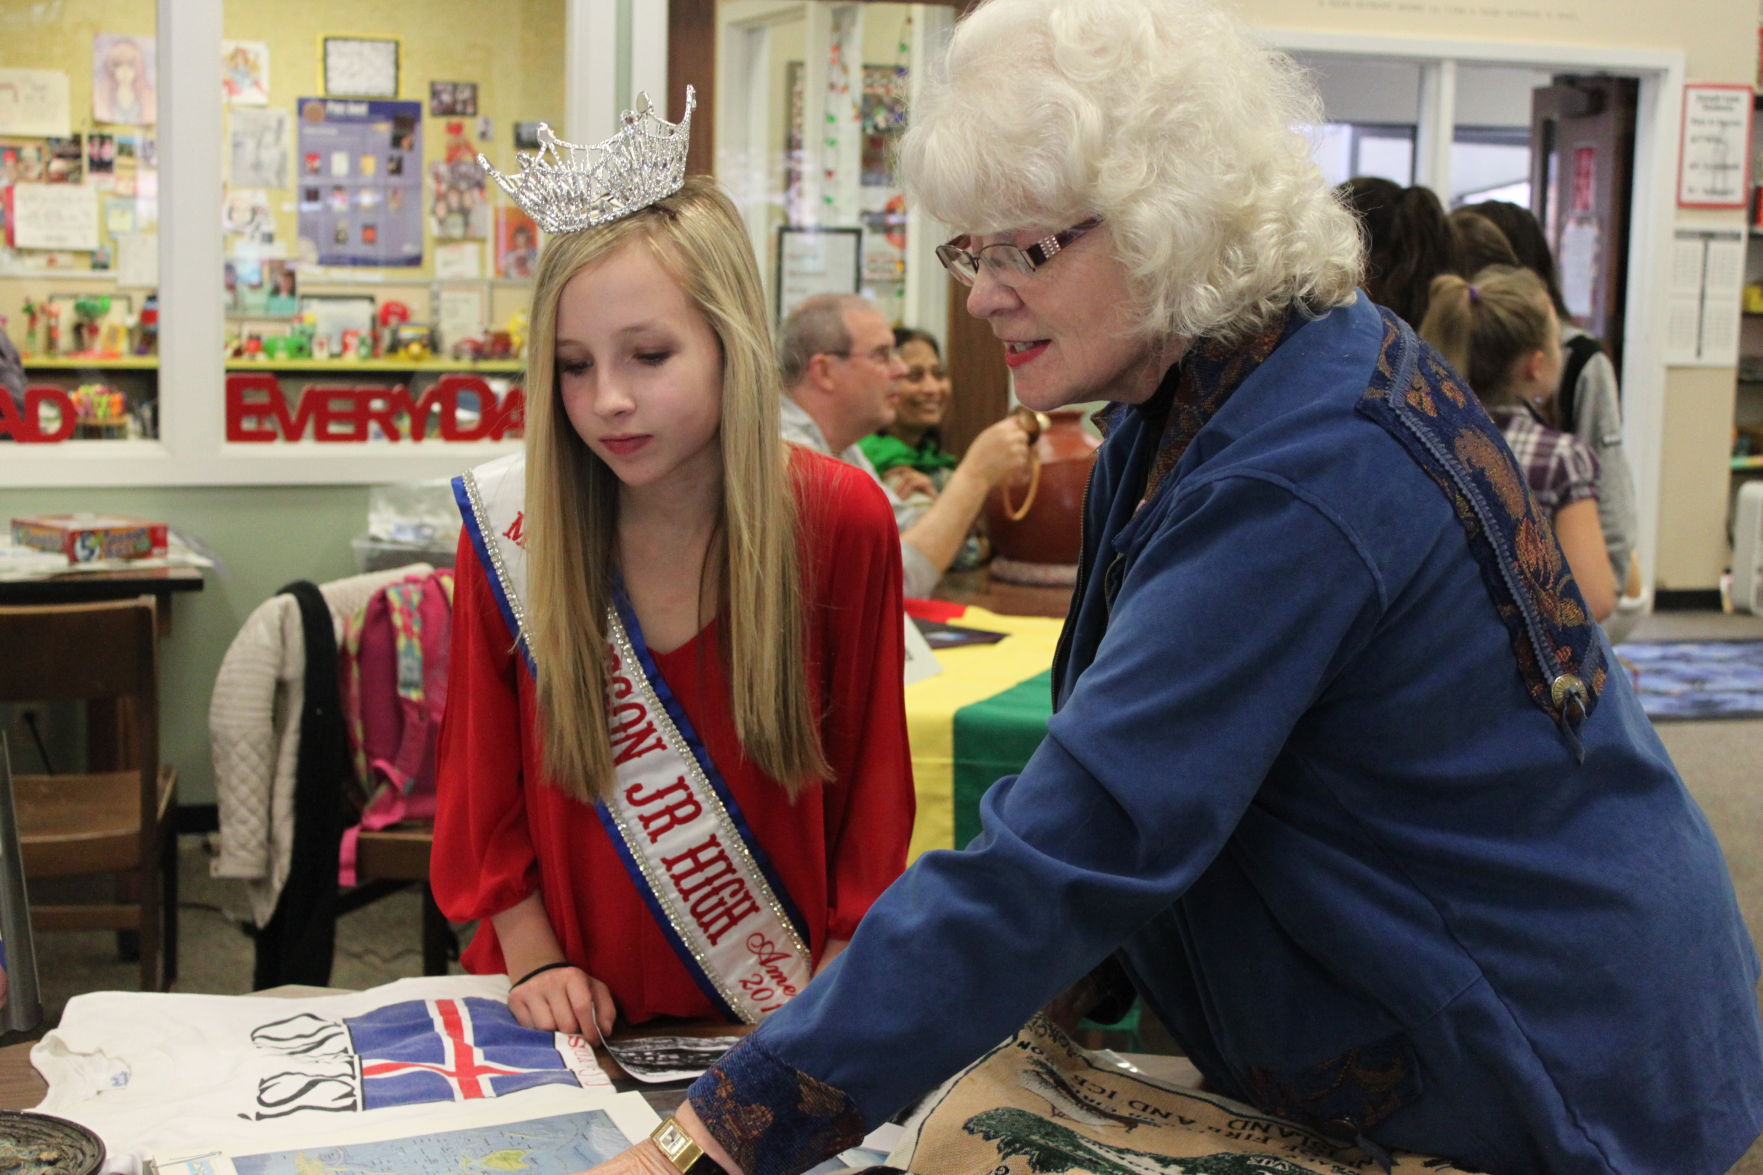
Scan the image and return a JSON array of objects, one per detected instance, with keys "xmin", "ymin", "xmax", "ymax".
[{"xmin": 0, "ymin": 597, "xmax": 178, "ymax": 991}]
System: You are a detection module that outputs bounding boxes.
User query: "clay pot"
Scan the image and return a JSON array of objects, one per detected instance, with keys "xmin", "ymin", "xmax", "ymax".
[{"xmin": 983, "ymin": 408, "xmax": 1102, "ymax": 585}]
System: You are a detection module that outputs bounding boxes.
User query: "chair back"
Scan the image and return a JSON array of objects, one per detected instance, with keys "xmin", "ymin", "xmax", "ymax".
[{"xmin": 0, "ymin": 597, "xmax": 160, "ymax": 859}]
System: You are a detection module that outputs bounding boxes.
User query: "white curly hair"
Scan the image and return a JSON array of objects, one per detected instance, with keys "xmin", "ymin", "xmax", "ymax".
[{"xmin": 898, "ymin": 0, "xmax": 1363, "ymax": 346}]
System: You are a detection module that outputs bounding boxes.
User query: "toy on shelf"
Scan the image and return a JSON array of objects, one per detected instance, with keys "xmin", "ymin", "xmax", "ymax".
[
  {"xmin": 71, "ymin": 296, "xmax": 112, "ymax": 353},
  {"xmin": 69, "ymin": 383, "xmax": 130, "ymax": 438},
  {"xmin": 20, "ymin": 297, "xmax": 43, "ymax": 355},
  {"xmin": 391, "ymin": 322, "xmax": 435, "ymax": 361},
  {"xmin": 135, "ymin": 294, "xmax": 159, "ymax": 356},
  {"xmin": 507, "ymin": 310, "xmax": 528, "ymax": 359},
  {"xmin": 43, "ymin": 301, "xmax": 62, "ymax": 356}
]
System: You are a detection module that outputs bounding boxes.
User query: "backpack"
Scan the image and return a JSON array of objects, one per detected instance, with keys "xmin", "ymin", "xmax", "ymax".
[
  {"xmin": 1554, "ymin": 332, "xmax": 1605, "ymax": 434},
  {"xmin": 337, "ymin": 567, "xmax": 455, "ymax": 885}
]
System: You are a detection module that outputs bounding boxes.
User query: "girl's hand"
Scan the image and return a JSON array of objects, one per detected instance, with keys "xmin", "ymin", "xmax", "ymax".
[{"xmin": 508, "ymin": 963, "xmax": 617, "ymax": 1037}]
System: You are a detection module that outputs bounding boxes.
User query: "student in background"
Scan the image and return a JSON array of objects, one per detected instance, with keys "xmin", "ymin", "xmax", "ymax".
[
  {"xmin": 1419, "ymin": 265, "xmax": 1617, "ymax": 620},
  {"xmin": 1464, "ymin": 198, "xmax": 1637, "ymax": 591},
  {"xmin": 1335, "ymin": 176, "xmax": 1460, "ymax": 328}
]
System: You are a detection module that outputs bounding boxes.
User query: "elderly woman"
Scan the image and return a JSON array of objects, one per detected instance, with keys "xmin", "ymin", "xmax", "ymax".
[{"xmin": 597, "ymin": 1, "xmax": 1763, "ymax": 1173}]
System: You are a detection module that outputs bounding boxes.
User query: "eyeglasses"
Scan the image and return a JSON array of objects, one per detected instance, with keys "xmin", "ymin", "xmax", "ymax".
[
  {"xmin": 936, "ymin": 219, "xmax": 1101, "ymax": 288},
  {"xmin": 827, "ymin": 344, "xmax": 898, "ymax": 367}
]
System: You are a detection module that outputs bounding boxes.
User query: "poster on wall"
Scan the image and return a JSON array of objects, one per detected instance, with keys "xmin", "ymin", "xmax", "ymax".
[
  {"xmin": 222, "ymin": 40, "xmax": 271, "ymax": 106},
  {"xmin": 1677, "ymin": 83, "xmax": 1752, "ymax": 209},
  {"xmin": 0, "ymin": 68, "xmax": 71, "ymax": 137},
  {"xmin": 230, "ymin": 106, "xmax": 289, "ymax": 188},
  {"xmin": 92, "ymin": 34, "xmax": 157, "ymax": 126},
  {"xmin": 431, "ymin": 120, "xmax": 488, "ymax": 240},
  {"xmin": 295, "ymin": 97, "xmax": 422, "ymax": 267}
]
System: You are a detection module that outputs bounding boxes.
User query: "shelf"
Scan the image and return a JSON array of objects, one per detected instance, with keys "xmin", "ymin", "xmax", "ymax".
[
  {"xmin": 1734, "ymin": 455, "xmax": 1763, "ymax": 470},
  {"xmin": 23, "ymin": 356, "xmax": 160, "ymax": 370},
  {"xmin": 223, "ymin": 358, "xmax": 524, "ymax": 373}
]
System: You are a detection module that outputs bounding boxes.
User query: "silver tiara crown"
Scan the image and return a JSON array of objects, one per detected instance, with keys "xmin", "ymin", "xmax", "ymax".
[{"xmin": 479, "ymin": 86, "xmax": 696, "ymax": 233}]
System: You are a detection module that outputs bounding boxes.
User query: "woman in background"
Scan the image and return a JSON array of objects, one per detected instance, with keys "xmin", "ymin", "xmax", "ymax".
[
  {"xmin": 1419, "ymin": 265, "xmax": 1617, "ymax": 620},
  {"xmin": 860, "ymin": 327, "xmax": 957, "ymax": 494}
]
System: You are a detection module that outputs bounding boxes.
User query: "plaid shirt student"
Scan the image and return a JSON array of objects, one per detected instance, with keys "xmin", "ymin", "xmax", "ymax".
[{"xmin": 1488, "ymin": 402, "xmax": 1601, "ymax": 517}]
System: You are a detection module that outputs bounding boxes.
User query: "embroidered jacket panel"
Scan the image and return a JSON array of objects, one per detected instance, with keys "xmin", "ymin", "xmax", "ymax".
[
  {"xmin": 687, "ymin": 295, "xmax": 1763, "ymax": 1175},
  {"xmin": 431, "ymin": 448, "xmax": 916, "ymax": 1024}
]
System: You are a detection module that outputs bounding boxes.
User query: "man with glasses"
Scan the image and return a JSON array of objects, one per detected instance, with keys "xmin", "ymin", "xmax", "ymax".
[{"xmin": 778, "ymin": 293, "xmax": 1030, "ymax": 598}]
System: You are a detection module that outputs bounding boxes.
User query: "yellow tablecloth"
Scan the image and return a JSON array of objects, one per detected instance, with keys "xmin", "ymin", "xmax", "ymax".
[{"xmin": 904, "ymin": 606, "xmax": 1063, "ymax": 861}]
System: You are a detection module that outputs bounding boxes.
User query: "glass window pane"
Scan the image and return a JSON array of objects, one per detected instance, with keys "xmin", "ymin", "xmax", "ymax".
[
  {"xmin": 716, "ymin": 1, "xmax": 929, "ymax": 326},
  {"xmin": 1, "ymin": 2, "xmax": 160, "ymax": 443},
  {"xmin": 216, "ymin": 3, "xmax": 561, "ymax": 446}
]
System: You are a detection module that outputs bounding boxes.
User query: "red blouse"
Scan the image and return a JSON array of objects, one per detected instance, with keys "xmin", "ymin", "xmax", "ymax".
[{"xmin": 431, "ymin": 447, "xmax": 915, "ymax": 1023}]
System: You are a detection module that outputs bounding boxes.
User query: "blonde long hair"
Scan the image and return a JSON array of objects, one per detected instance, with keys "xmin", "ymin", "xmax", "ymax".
[
  {"xmin": 522, "ymin": 175, "xmax": 827, "ymax": 802},
  {"xmin": 1417, "ymin": 265, "xmax": 1554, "ymax": 407}
]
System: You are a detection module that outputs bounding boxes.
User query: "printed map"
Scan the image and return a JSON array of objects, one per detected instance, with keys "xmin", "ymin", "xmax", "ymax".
[{"xmin": 230, "ymin": 1109, "xmax": 629, "ymax": 1175}]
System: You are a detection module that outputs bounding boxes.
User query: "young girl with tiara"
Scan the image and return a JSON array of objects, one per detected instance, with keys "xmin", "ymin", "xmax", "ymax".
[
  {"xmin": 432, "ymin": 92, "xmax": 914, "ymax": 1035},
  {"xmin": 1419, "ymin": 265, "xmax": 1618, "ymax": 621}
]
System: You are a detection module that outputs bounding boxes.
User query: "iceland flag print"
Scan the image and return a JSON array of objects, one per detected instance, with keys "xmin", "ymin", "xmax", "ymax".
[{"xmin": 345, "ymin": 996, "xmax": 584, "ymax": 1107}]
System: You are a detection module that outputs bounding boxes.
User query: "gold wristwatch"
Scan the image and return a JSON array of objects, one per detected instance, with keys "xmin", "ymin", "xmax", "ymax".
[{"xmin": 650, "ymin": 1117, "xmax": 726, "ymax": 1175}]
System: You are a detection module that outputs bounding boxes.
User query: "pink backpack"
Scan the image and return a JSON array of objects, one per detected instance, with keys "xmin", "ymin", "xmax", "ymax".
[{"xmin": 337, "ymin": 568, "xmax": 454, "ymax": 885}]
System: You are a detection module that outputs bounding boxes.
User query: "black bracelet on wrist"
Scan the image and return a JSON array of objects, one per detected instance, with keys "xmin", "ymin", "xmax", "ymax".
[{"xmin": 511, "ymin": 960, "xmax": 573, "ymax": 989}]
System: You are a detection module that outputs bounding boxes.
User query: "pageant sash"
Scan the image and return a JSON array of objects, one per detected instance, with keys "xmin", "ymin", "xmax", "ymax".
[{"xmin": 453, "ymin": 455, "xmax": 813, "ymax": 1023}]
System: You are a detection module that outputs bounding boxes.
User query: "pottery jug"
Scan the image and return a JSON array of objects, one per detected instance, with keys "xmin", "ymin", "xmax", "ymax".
[{"xmin": 983, "ymin": 408, "xmax": 1102, "ymax": 585}]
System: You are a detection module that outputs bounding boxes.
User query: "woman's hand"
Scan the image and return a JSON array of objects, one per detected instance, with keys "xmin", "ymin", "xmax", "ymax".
[
  {"xmin": 577, "ymin": 1100, "xmax": 747, "ymax": 1175},
  {"xmin": 508, "ymin": 963, "xmax": 617, "ymax": 1038}
]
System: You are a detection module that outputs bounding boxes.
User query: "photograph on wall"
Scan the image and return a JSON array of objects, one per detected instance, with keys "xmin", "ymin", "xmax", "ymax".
[
  {"xmin": 0, "ymin": 140, "xmax": 48, "ymax": 185},
  {"xmin": 85, "ymin": 132, "xmax": 116, "ymax": 179},
  {"xmin": 430, "ymin": 119, "xmax": 487, "ymax": 240},
  {"xmin": 229, "ymin": 106, "xmax": 289, "ymax": 188},
  {"xmin": 295, "ymin": 97, "xmax": 422, "ymax": 266},
  {"xmin": 514, "ymin": 121, "xmax": 543, "ymax": 150},
  {"xmin": 493, "ymin": 204, "xmax": 538, "ymax": 278},
  {"xmin": 429, "ymin": 81, "xmax": 479, "ymax": 117},
  {"xmin": 43, "ymin": 137, "xmax": 82, "ymax": 184},
  {"xmin": 222, "ymin": 40, "xmax": 271, "ymax": 106},
  {"xmin": 229, "ymin": 253, "xmax": 299, "ymax": 317},
  {"xmin": 92, "ymin": 34, "xmax": 157, "ymax": 126}
]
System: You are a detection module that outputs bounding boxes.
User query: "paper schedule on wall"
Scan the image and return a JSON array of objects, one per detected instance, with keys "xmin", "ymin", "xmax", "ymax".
[
  {"xmin": 1664, "ymin": 227, "xmax": 1743, "ymax": 367},
  {"xmin": 11, "ymin": 181, "xmax": 98, "ymax": 250}
]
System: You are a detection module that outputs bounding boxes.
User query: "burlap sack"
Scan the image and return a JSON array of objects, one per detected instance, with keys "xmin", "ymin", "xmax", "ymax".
[{"xmin": 885, "ymin": 1016, "xmax": 1474, "ymax": 1175}]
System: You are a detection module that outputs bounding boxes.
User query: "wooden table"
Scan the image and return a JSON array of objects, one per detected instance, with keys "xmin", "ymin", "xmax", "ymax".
[{"xmin": 0, "ymin": 565, "xmax": 204, "ymax": 638}]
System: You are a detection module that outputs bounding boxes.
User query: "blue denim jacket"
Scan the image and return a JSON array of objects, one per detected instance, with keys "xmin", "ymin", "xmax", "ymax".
[{"xmin": 689, "ymin": 296, "xmax": 1763, "ymax": 1175}]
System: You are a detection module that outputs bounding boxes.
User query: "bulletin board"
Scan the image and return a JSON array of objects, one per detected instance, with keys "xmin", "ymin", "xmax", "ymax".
[{"xmin": 294, "ymin": 96, "xmax": 423, "ymax": 266}]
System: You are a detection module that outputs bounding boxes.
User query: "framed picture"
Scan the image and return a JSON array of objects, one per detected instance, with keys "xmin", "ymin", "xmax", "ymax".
[
  {"xmin": 774, "ymin": 226, "xmax": 861, "ymax": 322},
  {"xmin": 429, "ymin": 81, "xmax": 478, "ymax": 118},
  {"xmin": 321, "ymin": 36, "xmax": 399, "ymax": 99}
]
